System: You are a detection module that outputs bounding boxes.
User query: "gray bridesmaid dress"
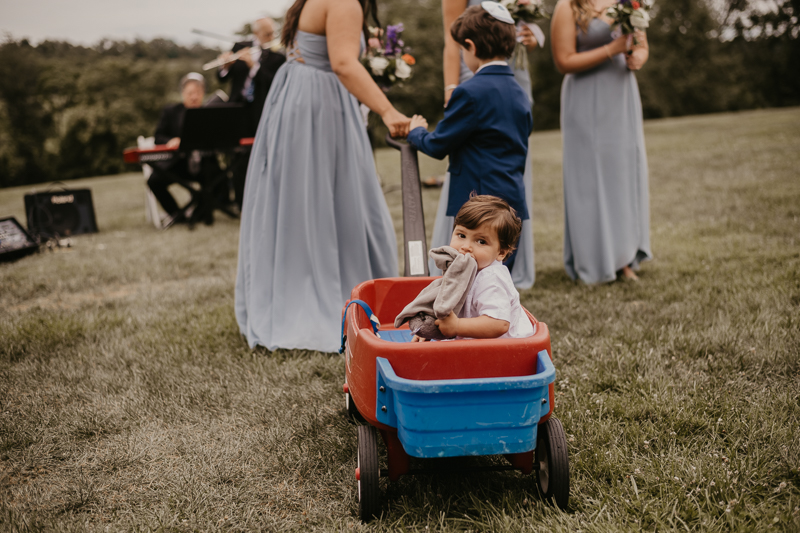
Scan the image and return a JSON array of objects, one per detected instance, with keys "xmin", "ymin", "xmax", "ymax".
[
  {"xmin": 429, "ymin": 0, "xmax": 536, "ymax": 289},
  {"xmin": 235, "ymin": 31, "xmax": 399, "ymax": 352},
  {"xmin": 561, "ymin": 19, "xmax": 652, "ymax": 284}
]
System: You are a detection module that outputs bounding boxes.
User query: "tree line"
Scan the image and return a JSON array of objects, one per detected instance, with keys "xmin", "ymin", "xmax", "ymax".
[{"xmin": 1, "ymin": 0, "xmax": 797, "ymax": 188}]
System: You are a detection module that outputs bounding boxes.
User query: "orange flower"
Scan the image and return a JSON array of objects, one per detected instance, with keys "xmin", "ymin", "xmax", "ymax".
[{"xmin": 401, "ymin": 54, "xmax": 416, "ymax": 66}]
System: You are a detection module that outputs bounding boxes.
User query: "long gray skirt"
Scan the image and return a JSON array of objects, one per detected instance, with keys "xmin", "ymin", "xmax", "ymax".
[{"xmin": 235, "ymin": 57, "xmax": 398, "ymax": 352}]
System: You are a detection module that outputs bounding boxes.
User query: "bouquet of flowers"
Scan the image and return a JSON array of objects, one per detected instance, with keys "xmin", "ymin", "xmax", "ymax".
[
  {"xmin": 498, "ymin": 0, "xmax": 549, "ymax": 69},
  {"xmin": 606, "ymin": 0, "xmax": 651, "ymax": 46},
  {"xmin": 500, "ymin": 0, "xmax": 548, "ymax": 23},
  {"xmin": 361, "ymin": 23, "xmax": 415, "ymax": 91}
]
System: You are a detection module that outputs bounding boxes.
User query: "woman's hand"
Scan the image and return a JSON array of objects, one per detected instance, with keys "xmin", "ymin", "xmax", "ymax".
[
  {"xmin": 517, "ymin": 24, "xmax": 538, "ymax": 50},
  {"xmin": 625, "ymin": 30, "xmax": 648, "ymax": 71},
  {"xmin": 409, "ymin": 114, "xmax": 428, "ymax": 132},
  {"xmin": 382, "ymin": 108, "xmax": 411, "ymax": 138},
  {"xmin": 608, "ymin": 35, "xmax": 629, "ymax": 57},
  {"xmin": 434, "ymin": 311, "xmax": 460, "ymax": 338},
  {"xmin": 626, "ymin": 49, "xmax": 646, "ymax": 71}
]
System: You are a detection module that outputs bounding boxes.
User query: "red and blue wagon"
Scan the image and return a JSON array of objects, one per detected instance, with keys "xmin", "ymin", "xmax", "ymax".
[{"xmin": 340, "ymin": 137, "xmax": 570, "ymax": 521}]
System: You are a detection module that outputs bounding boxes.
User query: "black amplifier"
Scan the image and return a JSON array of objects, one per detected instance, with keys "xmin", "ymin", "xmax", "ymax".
[{"xmin": 24, "ymin": 188, "xmax": 98, "ymax": 240}]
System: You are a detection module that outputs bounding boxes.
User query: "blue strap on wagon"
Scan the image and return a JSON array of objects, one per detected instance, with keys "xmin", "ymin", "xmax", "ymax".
[{"xmin": 339, "ymin": 299, "xmax": 381, "ymax": 354}]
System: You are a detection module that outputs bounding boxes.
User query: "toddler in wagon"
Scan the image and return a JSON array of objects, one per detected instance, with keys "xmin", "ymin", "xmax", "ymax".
[{"xmin": 408, "ymin": 195, "xmax": 534, "ymax": 341}]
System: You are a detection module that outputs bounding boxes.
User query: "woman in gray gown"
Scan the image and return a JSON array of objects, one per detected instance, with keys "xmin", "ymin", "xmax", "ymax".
[
  {"xmin": 429, "ymin": 0, "xmax": 541, "ymax": 289},
  {"xmin": 235, "ymin": 0, "xmax": 409, "ymax": 352},
  {"xmin": 551, "ymin": 0, "xmax": 652, "ymax": 283}
]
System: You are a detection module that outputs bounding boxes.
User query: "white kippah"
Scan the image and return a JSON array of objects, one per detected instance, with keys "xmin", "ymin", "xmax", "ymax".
[
  {"xmin": 180, "ymin": 72, "xmax": 206, "ymax": 88},
  {"xmin": 481, "ymin": 1, "xmax": 515, "ymax": 24}
]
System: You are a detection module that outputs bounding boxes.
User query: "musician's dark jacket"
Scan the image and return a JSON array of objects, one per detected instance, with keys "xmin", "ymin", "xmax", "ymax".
[{"xmin": 217, "ymin": 49, "xmax": 286, "ymax": 134}]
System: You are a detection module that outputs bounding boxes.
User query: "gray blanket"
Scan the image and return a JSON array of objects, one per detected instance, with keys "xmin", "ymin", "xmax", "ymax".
[{"xmin": 394, "ymin": 246, "xmax": 478, "ymax": 340}]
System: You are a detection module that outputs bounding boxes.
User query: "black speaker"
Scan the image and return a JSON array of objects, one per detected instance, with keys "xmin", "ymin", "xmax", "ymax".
[
  {"xmin": 0, "ymin": 216, "xmax": 39, "ymax": 262},
  {"xmin": 25, "ymin": 189, "xmax": 98, "ymax": 240}
]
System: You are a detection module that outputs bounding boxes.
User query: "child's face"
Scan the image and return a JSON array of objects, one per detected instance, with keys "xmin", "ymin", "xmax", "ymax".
[
  {"xmin": 450, "ymin": 223, "xmax": 507, "ymax": 270},
  {"xmin": 460, "ymin": 40, "xmax": 481, "ymax": 74}
]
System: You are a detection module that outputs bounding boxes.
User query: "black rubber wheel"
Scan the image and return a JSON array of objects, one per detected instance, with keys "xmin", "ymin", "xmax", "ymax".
[
  {"xmin": 357, "ymin": 425, "xmax": 381, "ymax": 521},
  {"xmin": 536, "ymin": 416, "xmax": 570, "ymax": 510}
]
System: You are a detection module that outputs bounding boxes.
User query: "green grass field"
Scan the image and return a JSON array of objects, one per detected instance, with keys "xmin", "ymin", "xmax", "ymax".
[{"xmin": 1, "ymin": 107, "xmax": 798, "ymax": 532}]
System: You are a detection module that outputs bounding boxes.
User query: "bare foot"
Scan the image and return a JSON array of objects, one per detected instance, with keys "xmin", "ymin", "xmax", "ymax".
[{"xmin": 621, "ymin": 265, "xmax": 639, "ymax": 281}]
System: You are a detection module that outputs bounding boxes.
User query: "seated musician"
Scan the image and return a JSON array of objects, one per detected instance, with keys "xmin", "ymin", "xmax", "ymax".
[
  {"xmin": 216, "ymin": 17, "xmax": 286, "ymax": 210},
  {"xmin": 148, "ymin": 72, "xmax": 221, "ymax": 227}
]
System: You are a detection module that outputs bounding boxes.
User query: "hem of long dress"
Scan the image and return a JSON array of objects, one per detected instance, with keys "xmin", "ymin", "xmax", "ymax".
[
  {"xmin": 242, "ymin": 336, "xmax": 340, "ymax": 354},
  {"xmin": 239, "ymin": 323, "xmax": 341, "ymax": 353},
  {"xmin": 628, "ymin": 249, "xmax": 652, "ymax": 271},
  {"xmin": 566, "ymin": 247, "xmax": 653, "ymax": 285}
]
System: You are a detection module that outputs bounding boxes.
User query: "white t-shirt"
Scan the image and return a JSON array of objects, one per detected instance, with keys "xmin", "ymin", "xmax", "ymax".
[{"xmin": 458, "ymin": 261, "xmax": 534, "ymax": 339}]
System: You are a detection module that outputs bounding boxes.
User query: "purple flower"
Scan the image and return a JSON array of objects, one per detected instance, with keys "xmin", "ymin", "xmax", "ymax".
[{"xmin": 384, "ymin": 23, "xmax": 405, "ymax": 56}]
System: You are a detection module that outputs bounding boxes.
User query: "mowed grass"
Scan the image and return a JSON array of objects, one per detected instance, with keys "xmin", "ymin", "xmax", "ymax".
[{"xmin": 1, "ymin": 107, "xmax": 798, "ymax": 531}]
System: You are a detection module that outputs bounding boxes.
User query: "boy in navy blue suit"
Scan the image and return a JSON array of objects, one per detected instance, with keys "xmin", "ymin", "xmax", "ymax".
[{"xmin": 407, "ymin": 1, "xmax": 532, "ymax": 270}]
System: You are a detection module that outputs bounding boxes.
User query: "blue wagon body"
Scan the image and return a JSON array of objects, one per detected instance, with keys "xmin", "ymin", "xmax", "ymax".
[{"xmin": 375, "ymin": 350, "xmax": 555, "ymax": 458}]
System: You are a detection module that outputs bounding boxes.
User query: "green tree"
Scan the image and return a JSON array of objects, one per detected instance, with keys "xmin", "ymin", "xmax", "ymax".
[{"xmin": 0, "ymin": 40, "xmax": 57, "ymax": 187}]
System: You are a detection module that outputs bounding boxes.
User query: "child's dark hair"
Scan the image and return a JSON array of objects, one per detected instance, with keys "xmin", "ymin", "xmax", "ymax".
[
  {"xmin": 450, "ymin": 5, "xmax": 516, "ymax": 60},
  {"xmin": 454, "ymin": 194, "xmax": 522, "ymax": 254}
]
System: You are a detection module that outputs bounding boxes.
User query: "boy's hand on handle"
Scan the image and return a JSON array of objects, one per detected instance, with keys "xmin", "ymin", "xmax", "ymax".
[
  {"xmin": 411, "ymin": 335, "xmax": 429, "ymax": 342},
  {"xmin": 382, "ymin": 108, "xmax": 411, "ymax": 138},
  {"xmin": 409, "ymin": 114, "xmax": 428, "ymax": 132},
  {"xmin": 435, "ymin": 311, "xmax": 460, "ymax": 338}
]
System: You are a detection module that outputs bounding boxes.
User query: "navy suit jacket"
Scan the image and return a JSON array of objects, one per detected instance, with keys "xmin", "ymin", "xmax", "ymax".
[{"xmin": 407, "ymin": 64, "xmax": 532, "ymax": 219}]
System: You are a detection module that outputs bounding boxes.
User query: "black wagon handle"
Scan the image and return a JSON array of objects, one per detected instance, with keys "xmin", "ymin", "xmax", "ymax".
[{"xmin": 385, "ymin": 133, "xmax": 429, "ymax": 277}]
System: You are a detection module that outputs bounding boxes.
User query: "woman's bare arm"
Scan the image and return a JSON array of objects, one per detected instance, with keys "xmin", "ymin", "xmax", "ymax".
[
  {"xmin": 323, "ymin": 0, "xmax": 409, "ymax": 136},
  {"xmin": 442, "ymin": 0, "xmax": 469, "ymax": 104}
]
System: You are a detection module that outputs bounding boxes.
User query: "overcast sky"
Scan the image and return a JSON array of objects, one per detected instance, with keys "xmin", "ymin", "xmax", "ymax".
[{"xmin": 1, "ymin": 0, "xmax": 294, "ymax": 48}]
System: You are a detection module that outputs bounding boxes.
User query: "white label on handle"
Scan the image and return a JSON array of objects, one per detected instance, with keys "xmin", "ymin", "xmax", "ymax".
[{"xmin": 408, "ymin": 240, "xmax": 424, "ymax": 276}]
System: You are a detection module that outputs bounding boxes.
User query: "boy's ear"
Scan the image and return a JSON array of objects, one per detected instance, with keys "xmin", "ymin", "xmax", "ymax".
[{"xmin": 463, "ymin": 38, "xmax": 477, "ymax": 54}]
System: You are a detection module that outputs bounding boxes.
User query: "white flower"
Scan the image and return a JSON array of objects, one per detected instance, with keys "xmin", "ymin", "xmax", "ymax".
[
  {"xmin": 369, "ymin": 56, "xmax": 390, "ymax": 76},
  {"xmin": 630, "ymin": 9, "xmax": 650, "ymax": 29},
  {"xmin": 395, "ymin": 58, "xmax": 412, "ymax": 79}
]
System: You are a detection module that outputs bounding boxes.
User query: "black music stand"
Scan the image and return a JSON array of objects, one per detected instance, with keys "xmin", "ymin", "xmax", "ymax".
[
  {"xmin": 173, "ymin": 106, "xmax": 249, "ymax": 227},
  {"xmin": 180, "ymin": 106, "xmax": 248, "ymax": 152}
]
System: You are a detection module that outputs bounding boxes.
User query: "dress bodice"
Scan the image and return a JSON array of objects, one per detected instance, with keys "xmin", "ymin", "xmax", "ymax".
[
  {"xmin": 288, "ymin": 30, "xmax": 333, "ymax": 72},
  {"xmin": 576, "ymin": 18, "xmax": 615, "ymax": 52}
]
